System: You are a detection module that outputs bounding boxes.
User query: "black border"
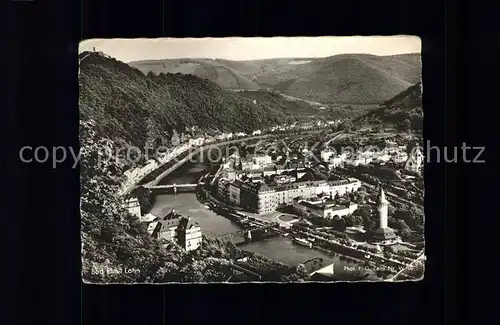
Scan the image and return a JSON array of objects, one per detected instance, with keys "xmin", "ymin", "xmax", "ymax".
[{"xmin": 3, "ymin": 0, "xmax": 461, "ymax": 323}]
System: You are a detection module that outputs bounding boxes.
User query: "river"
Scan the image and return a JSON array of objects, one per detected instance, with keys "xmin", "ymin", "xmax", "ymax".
[{"xmin": 150, "ymin": 146, "xmax": 360, "ymax": 269}]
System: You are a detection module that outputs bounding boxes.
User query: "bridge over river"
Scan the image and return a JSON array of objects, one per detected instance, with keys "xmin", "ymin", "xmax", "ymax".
[
  {"xmin": 124, "ymin": 128, "xmax": 334, "ymax": 197},
  {"xmin": 217, "ymin": 224, "xmax": 276, "ymax": 243},
  {"xmin": 144, "ymin": 182, "xmax": 205, "ymax": 194},
  {"xmin": 144, "ymin": 134, "xmax": 280, "ymax": 188}
]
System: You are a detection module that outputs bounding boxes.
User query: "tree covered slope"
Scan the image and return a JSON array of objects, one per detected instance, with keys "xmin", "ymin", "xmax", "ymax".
[
  {"xmin": 355, "ymin": 82, "xmax": 423, "ymax": 131},
  {"xmin": 79, "ymin": 52, "xmax": 297, "ymax": 150}
]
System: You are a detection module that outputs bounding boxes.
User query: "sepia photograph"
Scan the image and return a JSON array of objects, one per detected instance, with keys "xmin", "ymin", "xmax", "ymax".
[{"xmin": 79, "ymin": 36, "xmax": 424, "ymax": 283}]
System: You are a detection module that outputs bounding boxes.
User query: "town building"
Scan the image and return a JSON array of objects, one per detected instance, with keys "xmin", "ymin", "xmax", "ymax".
[
  {"xmin": 328, "ymin": 157, "xmax": 344, "ymax": 169},
  {"xmin": 195, "ymin": 137, "xmax": 205, "ymax": 146},
  {"xmin": 375, "ymin": 153, "xmax": 392, "ymax": 163},
  {"xmin": 217, "ymin": 178, "xmax": 230, "ymax": 200},
  {"xmin": 151, "ymin": 210, "xmax": 202, "ymax": 251},
  {"xmin": 245, "ymin": 153, "xmax": 273, "ymax": 169},
  {"xmin": 345, "ymin": 154, "xmax": 370, "ymax": 166},
  {"xmin": 392, "ymin": 152, "xmax": 409, "ymax": 163},
  {"xmin": 252, "ymin": 130, "xmax": 262, "ymax": 136},
  {"xmin": 123, "ymin": 197, "xmax": 141, "ymax": 218},
  {"xmin": 228, "ymin": 177, "xmax": 361, "ymax": 214},
  {"xmin": 292, "ymin": 197, "xmax": 358, "ymax": 218},
  {"xmin": 229, "ymin": 181, "xmax": 242, "ymax": 206},
  {"xmin": 176, "ymin": 216, "xmax": 203, "ymax": 251},
  {"xmin": 321, "ymin": 149, "xmax": 335, "ymax": 162},
  {"xmin": 273, "ymin": 174, "xmax": 297, "ymax": 184},
  {"xmin": 248, "ymin": 176, "xmax": 264, "ymax": 184},
  {"xmin": 405, "ymin": 147, "xmax": 424, "ymax": 174}
]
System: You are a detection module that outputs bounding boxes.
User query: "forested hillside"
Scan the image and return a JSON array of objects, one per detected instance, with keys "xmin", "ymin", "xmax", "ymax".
[
  {"xmin": 259, "ymin": 54, "xmax": 421, "ymax": 105},
  {"xmin": 355, "ymin": 82, "xmax": 423, "ymax": 131},
  {"xmin": 79, "ymin": 53, "xmax": 310, "ymax": 283},
  {"xmin": 79, "ymin": 52, "xmax": 296, "ymax": 151},
  {"xmin": 130, "ymin": 53, "xmax": 421, "ymax": 105}
]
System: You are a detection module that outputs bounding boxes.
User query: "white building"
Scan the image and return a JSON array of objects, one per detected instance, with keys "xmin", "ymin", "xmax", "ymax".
[
  {"xmin": 252, "ymin": 130, "xmax": 262, "ymax": 136},
  {"xmin": 321, "ymin": 149, "xmax": 335, "ymax": 162},
  {"xmin": 123, "ymin": 197, "xmax": 141, "ymax": 218},
  {"xmin": 392, "ymin": 152, "xmax": 409, "ymax": 163},
  {"xmin": 250, "ymin": 153, "xmax": 272, "ymax": 167},
  {"xmin": 314, "ymin": 180, "xmax": 330, "ymax": 196},
  {"xmin": 189, "ymin": 137, "xmax": 205, "ymax": 146},
  {"xmin": 328, "ymin": 157, "xmax": 344, "ymax": 169},
  {"xmin": 346, "ymin": 155, "xmax": 371, "ymax": 166},
  {"xmin": 177, "ymin": 217, "xmax": 203, "ymax": 251},
  {"xmin": 405, "ymin": 148, "xmax": 424, "ymax": 174},
  {"xmin": 151, "ymin": 211, "xmax": 202, "ymax": 251},
  {"xmin": 292, "ymin": 197, "xmax": 358, "ymax": 219},
  {"xmin": 328, "ymin": 178, "xmax": 361, "ymax": 196},
  {"xmin": 273, "ymin": 174, "xmax": 297, "ymax": 184},
  {"xmin": 376, "ymin": 153, "xmax": 392, "ymax": 163}
]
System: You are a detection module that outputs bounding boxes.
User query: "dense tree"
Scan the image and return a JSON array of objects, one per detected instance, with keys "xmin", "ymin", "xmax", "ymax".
[
  {"xmin": 339, "ymin": 119, "xmax": 353, "ymax": 132},
  {"xmin": 363, "ymin": 219, "xmax": 376, "ymax": 232},
  {"xmin": 344, "ymin": 214, "xmax": 364, "ymax": 227},
  {"xmin": 333, "ymin": 217, "xmax": 347, "ymax": 232},
  {"xmin": 398, "ymin": 119, "xmax": 412, "ymax": 132}
]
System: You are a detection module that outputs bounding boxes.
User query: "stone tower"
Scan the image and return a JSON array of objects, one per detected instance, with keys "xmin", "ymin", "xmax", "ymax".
[
  {"xmin": 377, "ymin": 186, "xmax": 389, "ymax": 229},
  {"xmin": 372, "ymin": 185, "xmax": 396, "ymax": 243}
]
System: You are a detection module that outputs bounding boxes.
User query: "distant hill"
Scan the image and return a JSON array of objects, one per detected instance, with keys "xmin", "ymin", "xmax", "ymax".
[
  {"xmin": 355, "ymin": 82, "xmax": 423, "ymax": 131},
  {"xmin": 237, "ymin": 90, "xmax": 375, "ymax": 120},
  {"xmin": 79, "ymin": 52, "xmax": 302, "ymax": 150},
  {"xmin": 129, "ymin": 58, "xmax": 262, "ymax": 90},
  {"xmin": 130, "ymin": 53, "xmax": 421, "ymax": 105},
  {"xmin": 256, "ymin": 53, "xmax": 421, "ymax": 105},
  {"xmin": 128, "ymin": 57, "xmax": 316, "ymax": 91}
]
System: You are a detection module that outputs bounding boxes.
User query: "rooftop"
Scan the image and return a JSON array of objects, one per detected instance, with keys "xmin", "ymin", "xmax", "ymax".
[
  {"xmin": 298, "ymin": 199, "xmax": 354, "ymax": 212},
  {"xmin": 152, "ymin": 211, "xmax": 200, "ymax": 236},
  {"xmin": 177, "ymin": 216, "xmax": 200, "ymax": 231},
  {"xmin": 231, "ymin": 177, "xmax": 360, "ymax": 194}
]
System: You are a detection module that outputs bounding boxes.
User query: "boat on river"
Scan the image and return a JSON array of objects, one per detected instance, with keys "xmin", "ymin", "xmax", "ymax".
[{"xmin": 293, "ymin": 237, "xmax": 313, "ymax": 248}]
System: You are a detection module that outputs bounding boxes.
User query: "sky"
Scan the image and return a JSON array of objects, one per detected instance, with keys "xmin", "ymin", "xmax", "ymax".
[{"xmin": 79, "ymin": 36, "xmax": 421, "ymax": 63}]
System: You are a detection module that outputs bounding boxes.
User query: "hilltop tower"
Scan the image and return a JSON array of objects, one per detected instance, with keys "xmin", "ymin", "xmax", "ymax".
[{"xmin": 372, "ymin": 185, "xmax": 397, "ymax": 243}]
